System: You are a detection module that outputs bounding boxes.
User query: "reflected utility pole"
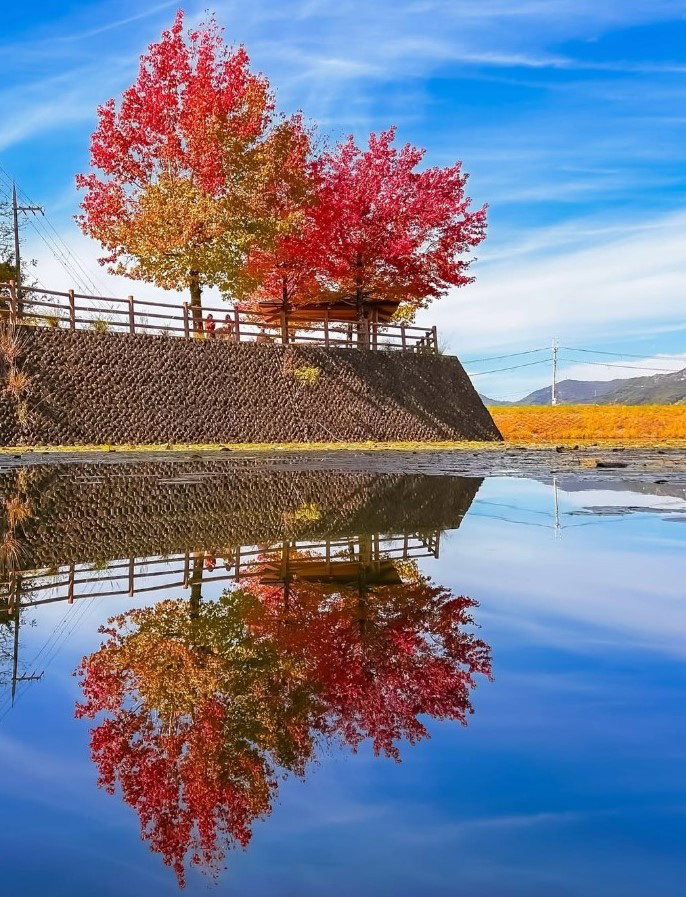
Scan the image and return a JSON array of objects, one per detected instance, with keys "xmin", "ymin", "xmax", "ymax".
[
  {"xmin": 552, "ymin": 476, "xmax": 561, "ymax": 538},
  {"xmin": 9, "ymin": 576, "xmax": 43, "ymax": 705}
]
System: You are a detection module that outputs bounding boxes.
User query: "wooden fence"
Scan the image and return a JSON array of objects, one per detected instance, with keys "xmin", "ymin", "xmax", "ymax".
[{"xmin": 0, "ymin": 282, "xmax": 438, "ymax": 353}]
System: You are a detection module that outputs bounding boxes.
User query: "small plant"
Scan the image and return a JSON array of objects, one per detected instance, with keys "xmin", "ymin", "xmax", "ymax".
[
  {"xmin": 6, "ymin": 369, "xmax": 29, "ymax": 396},
  {"xmin": 43, "ymin": 313, "xmax": 61, "ymax": 329},
  {"xmin": 292, "ymin": 365, "xmax": 321, "ymax": 387},
  {"xmin": 283, "ymin": 503, "xmax": 321, "ymax": 528},
  {"xmin": 91, "ymin": 317, "xmax": 110, "ymax": 333}
]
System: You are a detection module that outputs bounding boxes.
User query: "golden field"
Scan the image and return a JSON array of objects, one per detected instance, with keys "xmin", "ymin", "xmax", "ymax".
[{"xmin": 490, "ymin": 405, "xmax": 686, "ymax": 444}]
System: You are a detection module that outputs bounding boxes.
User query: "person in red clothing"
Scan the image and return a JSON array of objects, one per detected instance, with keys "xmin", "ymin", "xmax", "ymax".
[
  {"xmin": 203, "ymin": 551, "xmax": 216, "ymax": 572},
  {"xmin": 204, "ymin": 313, "xmax": 216, "ymax": 338}
]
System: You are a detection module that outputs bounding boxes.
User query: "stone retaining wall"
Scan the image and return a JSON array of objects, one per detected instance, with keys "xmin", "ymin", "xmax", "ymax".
[{"xmin": 1, "ymin": 329, "xmax": 500, "ymax": 446}]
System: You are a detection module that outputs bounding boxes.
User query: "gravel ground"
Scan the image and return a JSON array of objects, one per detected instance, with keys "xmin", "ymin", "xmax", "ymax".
[{"xmin": 1, "ymin": 445, "xmax": 685, "ymax": 486}]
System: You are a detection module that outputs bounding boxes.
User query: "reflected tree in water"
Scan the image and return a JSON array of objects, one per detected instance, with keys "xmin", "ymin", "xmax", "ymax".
[
  {"xmin": 76, "ymin": 590, "xmax": 318, "ymax": 885},
  {"xmin": 76, "ymin": 556, "xmax": 491, "ymax": 886}
]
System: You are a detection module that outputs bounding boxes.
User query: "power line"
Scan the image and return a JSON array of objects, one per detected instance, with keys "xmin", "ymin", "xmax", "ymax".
[
  {"xmin": 561, "ymin": 345, "xmax": 686, "ymax": 361},
  {"xmin": 467, "ymin": 358, "xmax": 552, "ymax": 376},
  {"xmin": 23, "ymin": 217, "xmax": 96, "ymax": 295},
  {"xmin": 0, "ymin": 163, "xmax": 109, "ymax": 296},
  {"xmin": 560, "ymin": 356, "xmax": 684, "ymax": 373},
  {"xmin": 462, "ymin": 347, "xmax": 549, "ymax": 364}
]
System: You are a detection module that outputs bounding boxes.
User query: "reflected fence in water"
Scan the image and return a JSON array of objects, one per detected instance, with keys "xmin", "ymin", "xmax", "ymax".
[{"xmin": 7, "ymin": 531, "xmax": 441, "ymax": 611}]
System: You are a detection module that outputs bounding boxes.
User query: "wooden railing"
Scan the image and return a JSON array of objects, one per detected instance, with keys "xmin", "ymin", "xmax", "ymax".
[{"xmin": 0, "ymin": 281, "xmax": 438, "ymax": 353}]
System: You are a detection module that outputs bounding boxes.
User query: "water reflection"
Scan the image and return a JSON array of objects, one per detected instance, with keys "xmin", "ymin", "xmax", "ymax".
[{"xmin": 0, "ymin": 462, "xmax": 491, "ymax": 887}]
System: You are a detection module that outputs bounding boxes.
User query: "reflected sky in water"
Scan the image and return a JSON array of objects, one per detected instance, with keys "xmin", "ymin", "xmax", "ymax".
[{"xmin": 0, "ymin": 465, "xmax": 684, "ymax": 897}]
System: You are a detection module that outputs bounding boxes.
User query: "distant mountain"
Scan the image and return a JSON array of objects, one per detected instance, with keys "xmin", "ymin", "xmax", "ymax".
[{"xmin": 479, "ymin": 367, "xmax": 686, "ymax": 406}]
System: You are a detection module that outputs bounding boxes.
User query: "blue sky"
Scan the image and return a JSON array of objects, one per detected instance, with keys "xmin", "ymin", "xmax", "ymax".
[
  {"xmin": 1, "ymin": 476, "xmax": 685, "ymax": 895},
  {"xmin": 2, "ymin": 1, "xmax": 686, "ymax": 398}
]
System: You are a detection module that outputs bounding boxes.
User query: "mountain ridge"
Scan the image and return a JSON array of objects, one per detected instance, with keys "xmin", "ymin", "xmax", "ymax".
[{"xmin": 480, "ymin": 366, "xmax": 686, "ymax": 407}]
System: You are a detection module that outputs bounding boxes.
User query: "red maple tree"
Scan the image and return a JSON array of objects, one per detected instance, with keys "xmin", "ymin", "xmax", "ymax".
[{"xmin": 242, "ymin": 128, "xmax": 487, "ymax": 322}]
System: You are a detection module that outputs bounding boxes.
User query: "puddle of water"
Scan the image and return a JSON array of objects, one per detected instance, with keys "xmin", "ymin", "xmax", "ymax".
[{"xmin": 0, "ymin": 463, "xmax": 684, "ymax": 897}]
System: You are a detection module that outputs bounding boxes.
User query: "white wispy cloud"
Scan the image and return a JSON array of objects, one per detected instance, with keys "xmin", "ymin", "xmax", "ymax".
[
  {"xmin": 4, "ymin": 0, "xmax": 685, "ymax": 405},
  {"xmin": 420, "ymin": 208, "xmax": 686, "ymax": 396}
]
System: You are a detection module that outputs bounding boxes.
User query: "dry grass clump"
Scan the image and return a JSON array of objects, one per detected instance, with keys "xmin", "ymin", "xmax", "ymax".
[
  {"xmin": 5, "ymin": 496, "xmax": 31, "ymax": 528},
  {"xmin": 0, "ymin": 532, "xmax": 22, "ymax": 574},
  {"xmin": 6, "ymin": 369, "xmax": 29, "ymax": 396},
  {"xmin": 491, "ymin": 405, "xmax": 686, "ymax": 443},
  {"xmin": 0, "ymin": 323, "xmax": 25, "ymax": 364}
]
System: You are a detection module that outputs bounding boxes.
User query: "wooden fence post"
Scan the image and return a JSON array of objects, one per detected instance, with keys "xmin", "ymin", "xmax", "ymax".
[
  {"xmin": 128, "ymin": 295, "xmax": 135, "ymax": 335},
  {"xmin": 183, "ymin": 550, "xmax": 190, "ymax": 587},
  {"xmin": 280, "ymin": 309, "xmax": 288, "ymax": 345},
  {"xmin": 8, "ymin": 280, "xmax": 17, "ymax": 327},
  {"xmin": 68, "ymin": 289, "xmax": 76, "ymax": 330},
  {"xmin": 324, "ymin": 310, "xmax": 330, "ymax": 348},
  {"xmin": 182, "ymin": 302, "xmax": 190, "ymax": 339},
  {"xmin": 400, "ymin": 324, "xmax": 407, "ymax": 352},
  {"xmin": 128, "ymin": 557, "xmax": 135, "ymax": 597},
  {"xmin": 233, "ymin": 308, "xmax": 241, "ymax": 343},
  {"xmin": 432, "ymin": 326, "xmax": 438, "ymax": 353}
]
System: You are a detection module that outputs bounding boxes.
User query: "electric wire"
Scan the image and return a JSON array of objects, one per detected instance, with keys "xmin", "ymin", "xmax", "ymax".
[
  {"xmin": 462, "ymin": 347, "xmax": 549, "ymax": 364},
  {"xmin": 559, "ymin": 356, "xmax": 684, "ymax": 373},
  {"xmin": 0, "ymin": 163, "xmax": 108, "ymax": 296},
  {"xmin": 467, "ymin": 358, "xmax": 553, "ymax": 376},
  {"xmin": 561, "ymin": 346, "xmax": 686, "ymax": 361}
]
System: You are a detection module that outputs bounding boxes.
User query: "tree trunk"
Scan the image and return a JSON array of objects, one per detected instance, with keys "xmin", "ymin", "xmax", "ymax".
[
  {"xmin": 189, "ymin": 270, "xmax": 203, "ymax": 334},
  {"xmin": 189, "ymin": 552, "xmax": 203, "ymax": 622},
  {"xmin": 281, "ymin": 276, "xmax": 289, "ymax": 345},
  {"xmin": 355, "ymin": 252, "xmax": 369, "ymax": 349}
]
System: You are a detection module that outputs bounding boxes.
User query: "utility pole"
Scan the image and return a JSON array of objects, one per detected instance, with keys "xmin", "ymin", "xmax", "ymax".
[
  {"xmin": 11, "ymin": 181, "xmax": 43, "ymax": 318},
  {"xmin": 551, "ymin": 337, "xmax": 559, "ymax": 406}
]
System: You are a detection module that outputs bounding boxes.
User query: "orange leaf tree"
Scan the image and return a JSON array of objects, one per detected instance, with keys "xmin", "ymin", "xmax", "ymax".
[
  {"xmin": 76, "ymin": 11, "xmax": 311, "ymax": 330},
  {"xmin": 76, "ymin": 592, "xmax": 320, "ymax": 886}
]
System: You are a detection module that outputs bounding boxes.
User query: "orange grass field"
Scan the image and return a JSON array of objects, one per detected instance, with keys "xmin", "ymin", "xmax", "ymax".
[{"xmin": 490, "ymin": 405, "xmax": 686, "ymax": 445}]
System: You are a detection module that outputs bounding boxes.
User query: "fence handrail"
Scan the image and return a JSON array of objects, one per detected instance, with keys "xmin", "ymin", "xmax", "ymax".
[{"xmin": 0, "ymin": 281, "xmax": 439, "ymax": 353}]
